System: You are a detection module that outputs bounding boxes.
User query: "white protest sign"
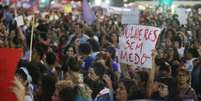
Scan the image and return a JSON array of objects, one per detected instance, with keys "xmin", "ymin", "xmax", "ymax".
[
  {"xmin": 27, "ymin": 15, "xmax": 33, "ymax": 21},
  {"xmin": 117, "ymin": 25, "xmax": 161, "ymax": 68},
  {"xmin": 175, "ymin": 8, "xmax": 188, "ymax": 25},
  {"xmin": 198, "ymin": 8, "xmax": 201, "ymax": 14},
  {"xmin": 15, "ymin": 16, "xmax": 24, "ymax": 27},
  {"xmin": 121, "ymin": 9, "xmax": 140, "ymax": 25}
]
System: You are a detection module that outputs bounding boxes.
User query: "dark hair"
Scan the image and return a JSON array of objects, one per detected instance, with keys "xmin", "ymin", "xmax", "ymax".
[
  {"xmin": 27, "ymin": 62, "xmax": 42, "ymax": 85},
  {"xmin": 12, "ymin": 35, "xmax": 23, "ymax": 48},
  {"xmin": 17, "ymin": 59, "xmax": 29, "ymax": 69},
  {"xmin": 166, "ymin": 48, "xmax": 180, "ymax": 60},
  {"xmin": 46, "ymin": 52, "xmax": 56, "ymax": 65},
  {"xmin": 136, "ymin": 70, "xmax": 149, "ymax": 90},
  {"xmin": 4, "ymin": 5, "xmax": 9, "ymax": 10},
  {"xmin": 177, "ymin": 68, "xmax": 190, "ymax": 76},
  {"xmin": 16, "ymin": 68, "xmax": 27, "ymax": 81},
  {"xmin": 59, "ymin": 35, "xmax": 67, "ymax": 45},
  {"xmin": 87, "ymin": 39, "xmax": 100, "ymax": 52},
  {"xmin": 59, "ymin": 87, "xmax": 76, "ymax": 101},
  {"xmin": 34, "ymin": 43, "xmax": 48, "ymax": 59},
  {"xmin": 159, "ymin": 62, "xmax": 171, "ymax": 73},
  {"xmin": 106, "ymin": 47, "xmax": 116, "ymax": 60},
  {"xmin": 178, "ymin": 25, "xmax": 186, "ymax": 32},
  {"xmin": 67, "ymin": 57, "xmax": 81, "ymax": 72},
  {"xmin": 184, "ymin": 48, "xmax": 200, "ymax": 58},
  {"xmin": 41, "ymin": 75, "xmax": 56, "ymax": 101},
  {"xmin": 64, "ymin": 44, "xmax": 76, "ymax": 55},
  {"xmin": 174, "ymin": 37, "xmax": 182, "ymax": 48},
  {"xmin": 92, "ymin": 62, "xmax": 107, "ymax": 78},
  {"xmin": 157, "ymin": 77, "xmax": 178, "ymax": 101},
  {"xmin": 120, "ymin": 79, "xmax": 139, "ymax": 100},
  {"xmin": 79, "ymin": 43, "xmax": 91, "ymax": 55},
  {"xmin": 165, "ymin": 29, "xmax": 176, "ymax": 40},
  {"xmin": 172, "ymin": 19, "xmax": 180, "ymax": 26},
  {"xmin": 61, "ymin": 60, "xmax": 69, "ymax": 73},
  {"xmin": 109, "ymin": 33, "xmax": 119, "ymax": 43},
  {"xmin": 74, "ymin": 22, "xmax": 83, "ymax": 29},
  {"xmin": 0, "ymin": 5, "xmax": 3, "ymax": 19}
]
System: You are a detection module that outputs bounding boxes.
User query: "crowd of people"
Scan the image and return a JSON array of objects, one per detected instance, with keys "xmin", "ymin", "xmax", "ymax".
[{"xmin": 0, "ymin": 3, "xmax": 201, "ymax": 101}]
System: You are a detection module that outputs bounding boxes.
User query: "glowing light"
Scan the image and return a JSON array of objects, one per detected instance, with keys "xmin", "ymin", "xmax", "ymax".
[
  {"xmin": 41, "ymin": 0, "xmax": 46, "ymax": 3},
  {"xmin": 95, "ymin": 0, "xmax": 101, "ymax": 6},
  {"xmin": 123, "ymin": 0, "xmax": 128, "ymax": 2},
  {"xmin": 105, "ymin": 0, "xmax": 110, "ymax": 5},
  {"xmin": 171, "ymin": 5, "xmax": 175, "ymax": 13},
  {"xmin": 138, "ymin": 5, "xmax": 145, "ymax": 10},
  {"xmin": 51, "ymin": 1, "xmax": 55, "ymax": 5},
  {"xmin": 124, "ymin": 4, "xmax": 128, "ymax": 7}
]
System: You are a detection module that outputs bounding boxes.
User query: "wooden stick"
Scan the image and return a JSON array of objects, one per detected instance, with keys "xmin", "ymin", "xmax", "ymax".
[
  {"xmin": 29, "ymin": 15, "xmax": 35, "ymax": 62},
  {"xmin": 147, "ymin": 50, "xmax": 157, "ymax": 98}
]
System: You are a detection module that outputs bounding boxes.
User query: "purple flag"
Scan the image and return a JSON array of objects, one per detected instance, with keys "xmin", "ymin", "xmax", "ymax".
[{"xmin": 83, "ymin": 0, "xmax": 96, "ymax": 24}]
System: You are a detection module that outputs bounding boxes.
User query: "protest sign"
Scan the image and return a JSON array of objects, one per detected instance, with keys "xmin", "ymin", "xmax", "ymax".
[
  {"xmin": 117, "ymin": 25, "xmax": 161, "ymax": 68},
  {"xmin": 0, "ymin": 48, "xmax": 23, "ymax": 101},
  {"xmin": 175, "ymin": 8, "xmax": 188, "ymax": 25},
  {"xmin": 121, "ymin": 9, "xmax": 140, "ymax": 25},
  {"xmin": 64, "ymin": 4, "xmax": 72, "ymax": 13},
  {"xmin": 15, "ymin": 16, "xmax": 24, "ymax": 27},
  {"xmin": 27, "ymin": 15, "xmax": 33, "ymax": 21},
  {"xmin": 199, "ymin": 8, "xmax": 201, "ymax": 14}
]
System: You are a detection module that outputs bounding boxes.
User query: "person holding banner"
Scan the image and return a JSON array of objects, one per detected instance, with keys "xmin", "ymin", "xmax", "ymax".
[
  {"xmin": 11, "ymin": 76, "xmax": 26, "ymax": 101},
  {"xmin": 1, "ymin": 2, "xmax": 201, "ymax": 101},
  {"xmin": 15, "ymin": 67, "xmax": 34, "ymax": 101}
]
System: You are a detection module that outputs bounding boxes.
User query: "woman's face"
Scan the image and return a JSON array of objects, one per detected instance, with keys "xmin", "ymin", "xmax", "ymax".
[
  {"xmin": 111, "ymin": 34, "xmax": 118, "ymax": 43},
  {"xmin": 174, "ymin": 41, "xmax": 180, "ymax": 48},
  {"xmin": 74, "ymin": 24, "xmax": 81, "ymax": 34},
  {"xmin": 116, "ymin": 82, "xmax": 128, "ymax": 101},
  {"xmin": 166, "ymin": 39, "xmax": 172, "ymax": 47},
  {"xmin": 177, "ymin": 71, "xmax": 189, "ymax": 85},
  {"xmin": 88, "ymin": 68, "xmax": 98, "ymax": 81},
  {"xmin": 167, "ymin": 31, "xmax": 173, "ymax": 38},
  {"xmin": 66, "ymin": 47, "xmax": 74, "ymax": 57},
  {"xmin": 158, "ymin": 83, "xmax": 169, "ymax": 97},
  {"xmin": 168, "ymin": 49, "xmax": 174, "ymax": 57}
]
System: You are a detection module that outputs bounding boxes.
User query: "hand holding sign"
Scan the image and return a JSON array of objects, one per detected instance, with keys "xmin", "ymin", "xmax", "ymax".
[
  {"xmin": 151, "ymin": 49, "xmax": 158, "ymax": 59},
  {"xmin": 117, "ymin": 25, "xmax": 161, "ymax": 68},
  {"xmin": 15, "ymin": 16, "xmax": 24, "ymax": 27},
  {"xmin": 11, "ymin": 76, "xmax": 25, "ymax": 101},
  {"xmin": 121, "ymin": 9, "xmax": 140, "ymax": 25}
]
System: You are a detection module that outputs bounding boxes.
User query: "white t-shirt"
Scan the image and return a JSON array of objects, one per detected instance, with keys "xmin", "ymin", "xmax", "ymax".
[
  {"xmin": 25, "ymin": 95, "xmax": 33, "ymax": 101},
  {"xmin": 185, "ymin": 58, "xmax": 196, "ymax": 72},
  {"xmin": 177, "ymin": 47, "xmax": 185, "ymax": 58}
]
